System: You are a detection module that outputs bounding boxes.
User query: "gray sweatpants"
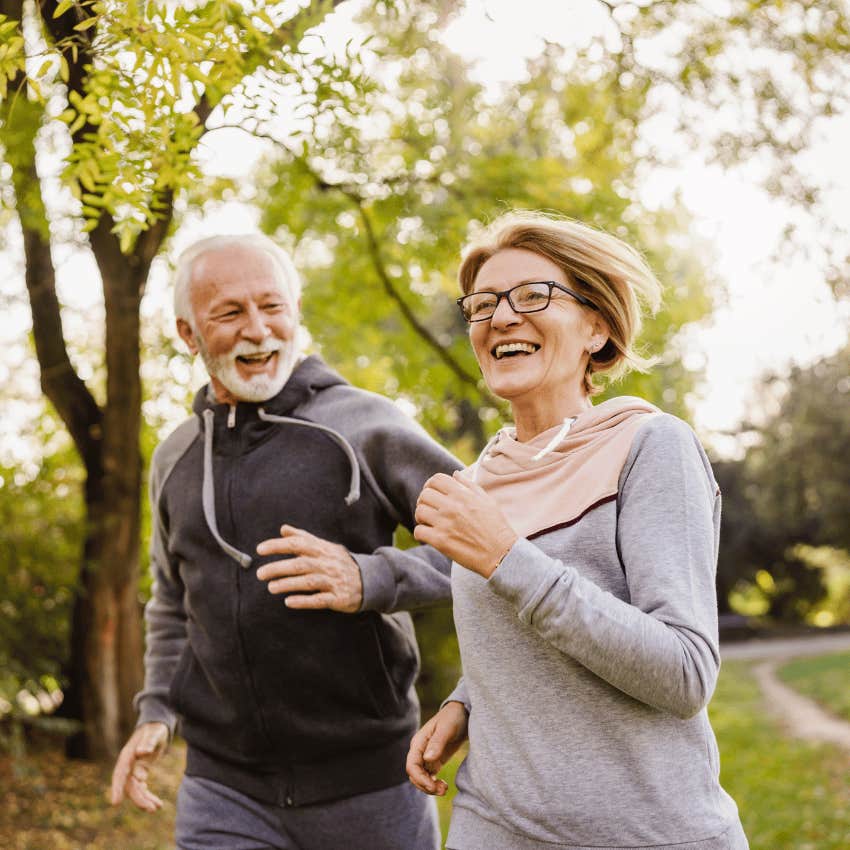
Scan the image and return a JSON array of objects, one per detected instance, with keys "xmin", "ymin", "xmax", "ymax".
[{"xmin": 175, "ymin": 774, "xmax": 441, "ymax": 850}]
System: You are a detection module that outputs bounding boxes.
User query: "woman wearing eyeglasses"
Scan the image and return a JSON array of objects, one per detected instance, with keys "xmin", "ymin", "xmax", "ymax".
[{"xmin": 406, "ymin": 212, "xmax": 748, "ymax": 850}]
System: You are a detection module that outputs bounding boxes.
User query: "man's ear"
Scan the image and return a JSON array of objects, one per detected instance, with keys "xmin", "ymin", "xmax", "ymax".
[{"xmin": 177, "ymin": 318, "xmax": 200, "ymax": 355}]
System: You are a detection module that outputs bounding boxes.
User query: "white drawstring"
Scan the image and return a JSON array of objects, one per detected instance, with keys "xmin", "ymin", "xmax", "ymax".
[
  {"xmin": 531, "ymin": 416, "xmax": 576, "ymax": 461},
  {"xmin": 257, "ymin": 408, "xmax": 361, "ymax": 505}
]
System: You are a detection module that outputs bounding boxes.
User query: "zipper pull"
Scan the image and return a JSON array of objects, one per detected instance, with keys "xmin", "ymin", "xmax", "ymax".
[{"xmin": 227, "ymin": 404, "xmax": 236, "ymax": 429}]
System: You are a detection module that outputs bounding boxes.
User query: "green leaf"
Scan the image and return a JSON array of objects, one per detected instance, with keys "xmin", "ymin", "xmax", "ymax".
[
  {"xmin": 73, "ymin": 17, "xmax": 98, "ymax": 32},
  {"xmin": 53, "ymin": 0, "xmax": 75, "ymax": 19}
]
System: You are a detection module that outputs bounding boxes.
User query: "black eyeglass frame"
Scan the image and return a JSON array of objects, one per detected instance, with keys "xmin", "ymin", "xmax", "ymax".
[{"xmin": 456, "ymin": 281, "xmax": 598, "ymax": 323}]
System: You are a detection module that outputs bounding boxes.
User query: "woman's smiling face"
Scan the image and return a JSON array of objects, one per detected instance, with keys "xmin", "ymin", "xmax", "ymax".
[{"xmin": 469, "ymin": 248, "xmax": 605, "ymax": 411}]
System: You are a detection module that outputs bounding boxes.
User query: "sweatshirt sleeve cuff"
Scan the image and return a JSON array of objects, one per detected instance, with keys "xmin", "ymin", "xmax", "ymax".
[
  {"xmin": 135, "ymin": 697, "xmax": 178, "ymax": 740},
  {"xmin": 440, "ymin": 679, "xmax": 471, "ymax": 714},
  {"xmin": 351, "ymin": 551, "xmax": 395, "ymax": 611},
  {"xmin": 487, "ymin": 537, "xmax": 568, "ymax": 625}
]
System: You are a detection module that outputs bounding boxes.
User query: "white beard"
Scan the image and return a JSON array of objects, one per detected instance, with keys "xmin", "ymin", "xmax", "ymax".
[{"xmin": 199, "ymin": 338, "xmax": 299, "ymax": 403}]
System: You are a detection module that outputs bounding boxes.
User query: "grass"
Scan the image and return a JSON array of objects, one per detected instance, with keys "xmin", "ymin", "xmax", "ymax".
[
  {"xmin": 2, "ymin": 658, "xmax": 849, "ymax": 849},
  {"xmin": 434, "ymin": 743, "xmax": 465, "ymax": 839},
  {"xmin": 776, "ymin": 651, "xmax": 850, "ymax": 722},
  {"xmin": 709, "ymin": 660, "xmax": 850, "ymax": 849}
]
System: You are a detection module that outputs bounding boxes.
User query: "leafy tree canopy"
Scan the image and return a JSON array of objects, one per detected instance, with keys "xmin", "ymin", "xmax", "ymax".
[
  {"xmin": 716, "ymin": 342, "xmax": 850, "ymax": 621},
  {"xmin": 250, "ymin": 3, "xmax": 733, "ymax": 446}
]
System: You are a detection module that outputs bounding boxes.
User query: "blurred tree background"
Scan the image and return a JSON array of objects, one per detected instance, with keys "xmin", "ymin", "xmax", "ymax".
[{"xmin": 1, "ymin": 0, "xmax": 849, "ymax": 756}]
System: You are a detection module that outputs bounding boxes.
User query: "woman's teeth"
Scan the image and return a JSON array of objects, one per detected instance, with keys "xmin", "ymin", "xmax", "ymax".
[{"xmin": 493, "ymin": 342, "xmax": 540, "ymax": 359}]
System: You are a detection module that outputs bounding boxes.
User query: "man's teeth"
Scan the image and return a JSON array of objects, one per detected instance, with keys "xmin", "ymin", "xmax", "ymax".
[
  {"xmin": 494, "ymin": 342, "xmax": 540, "ymax": 359},
  {"xmin": 238, "ymin": 352, "xmax": 275, "ymax": 363}
]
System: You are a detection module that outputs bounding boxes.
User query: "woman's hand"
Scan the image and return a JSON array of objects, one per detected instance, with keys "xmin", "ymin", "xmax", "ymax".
[
  {"xmin": 406, "ymin": 701, "xmax": 469, "ymax": 796},
  {"xmin": 413, "ymin": 472, "xmax": 517, "ymax": 578}
]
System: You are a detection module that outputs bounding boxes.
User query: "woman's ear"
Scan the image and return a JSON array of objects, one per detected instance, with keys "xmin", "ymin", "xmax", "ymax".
[{"xmin": 587, "ymin": 315, "xmax": 610, "ymax": 354}]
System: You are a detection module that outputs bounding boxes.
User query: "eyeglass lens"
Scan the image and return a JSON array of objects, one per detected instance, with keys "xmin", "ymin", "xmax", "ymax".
[{"xmin": 461, "ymin": 282, "xmax": 552, "ymax": 321}]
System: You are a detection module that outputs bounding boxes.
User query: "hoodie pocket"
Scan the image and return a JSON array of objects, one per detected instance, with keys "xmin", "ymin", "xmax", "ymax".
[
  {"xmin": 362, "ymin": 614, "xmax": 418, "ymax": 717},
  {"xmin": 169, "ymin": 645, "xmax": 238, "ymax": 728}
]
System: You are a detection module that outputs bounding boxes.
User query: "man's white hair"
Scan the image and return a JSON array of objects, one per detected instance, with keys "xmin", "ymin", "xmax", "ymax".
[{"xmin": 173, "ymin": 233, "xmax": 303, "ymax": 328}]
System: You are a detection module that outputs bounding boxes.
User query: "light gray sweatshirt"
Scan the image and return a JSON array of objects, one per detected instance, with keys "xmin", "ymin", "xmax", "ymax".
[{"xmin": 445, "ymin": 414, "xmax": 748, "ymax": 850}]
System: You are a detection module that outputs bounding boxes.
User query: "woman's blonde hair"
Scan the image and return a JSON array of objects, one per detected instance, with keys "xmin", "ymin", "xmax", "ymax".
[{"xmin": 458, "ymin": 211, "xmax": 663, "ymax": 395}]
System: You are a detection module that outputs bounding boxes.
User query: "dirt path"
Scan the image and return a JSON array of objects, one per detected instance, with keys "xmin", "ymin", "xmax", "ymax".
[
  {"xmin": 751, "ymin": 660, "xmax": 850, "ymax": 752},
  {"xmin": 722, "ymin": 632, "xmax": 850, "ymax": 752},
  {"xmin": 721, "ymin": 631, "xmax": 850, "ymax": 661}
]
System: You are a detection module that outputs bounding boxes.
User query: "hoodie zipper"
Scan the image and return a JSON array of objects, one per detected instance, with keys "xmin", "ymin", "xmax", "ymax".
[{"xmin": 227, "ymin": 404, "xmax": 236, "ymax": 428}]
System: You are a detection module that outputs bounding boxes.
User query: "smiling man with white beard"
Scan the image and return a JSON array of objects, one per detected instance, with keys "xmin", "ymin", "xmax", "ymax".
[{"xmin": 109, "ymin": 233, "xmax": 459, "ymax": 850}]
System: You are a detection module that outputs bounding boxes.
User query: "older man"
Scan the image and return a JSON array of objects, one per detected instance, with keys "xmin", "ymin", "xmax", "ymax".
[{"xmin": 110, "ymin": 234, "xmax": 459, "ymax": 850}]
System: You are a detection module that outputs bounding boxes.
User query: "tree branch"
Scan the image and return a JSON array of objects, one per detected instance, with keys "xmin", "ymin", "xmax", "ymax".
[
  {"xmin": 202, "ymin": 121, "xmax": 482, "ymax": 389},
  {"xmin": 39, "ymin": 0, "xmax": 97, "ymax": 147},
  {"xmin": 1, "ymin": 55, "xmax": 102, "ymax": 472},
  {"xmin": 351, "ymin": 197, "xmax": 482, "ymax": 389}
]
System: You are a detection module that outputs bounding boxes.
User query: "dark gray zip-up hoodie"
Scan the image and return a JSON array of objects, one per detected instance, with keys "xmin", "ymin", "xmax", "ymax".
[{"xmin": 135, "ymin": 356, "xmax": 459, "ymax": 806}]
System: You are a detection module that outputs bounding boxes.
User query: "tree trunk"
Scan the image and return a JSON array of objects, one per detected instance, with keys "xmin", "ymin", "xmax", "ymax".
[
  {"xmin": 65, "ymin": 488, "xmax": 144, "ymax": 759},
  {"xmin": 65, "ymin": 220, "xmax": 149, "ymax": 759}
]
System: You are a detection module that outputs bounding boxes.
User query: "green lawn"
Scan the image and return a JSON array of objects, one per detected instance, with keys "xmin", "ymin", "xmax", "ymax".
[
  {"xmin": 710, "ymin": 660, "xmax": 850, "ymax": 848},
  {"xmin": 776, "ymin": 651, "xmax": 850, "ymax": 722}
]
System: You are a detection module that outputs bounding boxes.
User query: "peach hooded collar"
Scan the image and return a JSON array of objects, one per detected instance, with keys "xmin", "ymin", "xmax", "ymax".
[{"xmin": 461, "ymin": 396, "xmax": 661, "ymax": 539}]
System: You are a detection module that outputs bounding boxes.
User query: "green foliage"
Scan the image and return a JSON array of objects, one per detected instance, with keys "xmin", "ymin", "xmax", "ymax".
[
  {"xmin": 777, "ymin": 651, "xmax": 850, "ymax": 723},
  {"xmin": 709, "ymin": 661, "xmax": 850, "ymax": 848},
  {"xmin": 747, "ymin": 346, "xmax": 850, "ymax": 552},
  {"xmin": 0, "ymin": 13, "xmax": 25, "ymax": 100},
  {"xmin": 1, "ymin": 1, "xmax": 379, "ymax": 250},
  {"xmin": 0, "ymin": 433, "xmax": 84, "ymax": 712},
  {"xmin": 718, "ymin": 342, "xmax": 850, "ymax": 623},
  {"xmin": 0, "ymin": 445, "xmax": 83, "ymax": 687},
  {"xmin": 255, "ymin": 3, "xmax": 717, "ymax": 446}
]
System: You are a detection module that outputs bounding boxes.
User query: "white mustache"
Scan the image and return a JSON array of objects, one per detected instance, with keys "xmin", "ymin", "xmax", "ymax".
[{"xmin": 229, "ymin": 340, "xmax": 283, "ymax": 358}]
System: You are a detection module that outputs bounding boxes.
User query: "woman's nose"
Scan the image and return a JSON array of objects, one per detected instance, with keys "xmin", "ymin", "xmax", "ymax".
[{"xmin": 489, "ymin": 293, "xmax": 522, "ymax": 328}]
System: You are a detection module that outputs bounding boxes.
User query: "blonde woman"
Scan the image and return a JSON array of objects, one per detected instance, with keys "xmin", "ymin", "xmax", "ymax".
[{"xmin": 407, "ymin": 212, "xmax": 748, "ymax": 850}]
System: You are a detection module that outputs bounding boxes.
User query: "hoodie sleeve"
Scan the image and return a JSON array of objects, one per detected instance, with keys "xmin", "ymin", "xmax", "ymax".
[
  {"xmin": 487, "ymin": 415, "xmax": 721, "ymax": 718},
  {"xmin": 132, "ymin": 443, "xmax": 188, "ymax": 736},
  {"xmin": 347, "ymin": 402, "xmax": 463, "ymax": 613}
]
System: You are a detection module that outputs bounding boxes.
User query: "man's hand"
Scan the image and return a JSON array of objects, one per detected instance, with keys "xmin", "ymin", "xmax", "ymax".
[
  {"xmin": 256, "ymin": 525, "xmax": 363, "ymax": 613},
  {"xmin": 406, "ymin": 701, "xmax": 469, "ymax": 796},
  {"xmin": 110, "ymin": 721, "xmax": 169, "ymax": 812},
  {"xmin": 413, "ymin": 472, "xmax": 517, "ymax": 578}
]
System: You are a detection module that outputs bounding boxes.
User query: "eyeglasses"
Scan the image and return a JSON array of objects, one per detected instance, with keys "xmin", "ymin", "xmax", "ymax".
[{"xmin": 457, "ymin": 281, "xmax": 597, "ymax": 323}]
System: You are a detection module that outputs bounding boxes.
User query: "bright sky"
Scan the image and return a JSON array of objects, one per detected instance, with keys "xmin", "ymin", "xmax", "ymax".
[{"xmin": 3, "ymin": 0, "xmax": 849, "ymax": 462}]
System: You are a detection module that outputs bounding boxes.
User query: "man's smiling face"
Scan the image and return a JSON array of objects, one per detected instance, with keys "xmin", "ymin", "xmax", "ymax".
[{"xmin": 178, "ymin": 244, "xmax": 300, "ymax": 404}]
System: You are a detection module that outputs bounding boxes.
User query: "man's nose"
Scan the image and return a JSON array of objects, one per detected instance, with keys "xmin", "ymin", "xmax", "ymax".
[{"xmin": 240, "ymin": 305, "xmax": 270, "ymax": 342}]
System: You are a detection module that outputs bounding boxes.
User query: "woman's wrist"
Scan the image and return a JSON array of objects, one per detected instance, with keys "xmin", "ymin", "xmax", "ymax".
[{"xmin": 481, "ymin": 530, "xmax": 518, "ymax": 578}]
